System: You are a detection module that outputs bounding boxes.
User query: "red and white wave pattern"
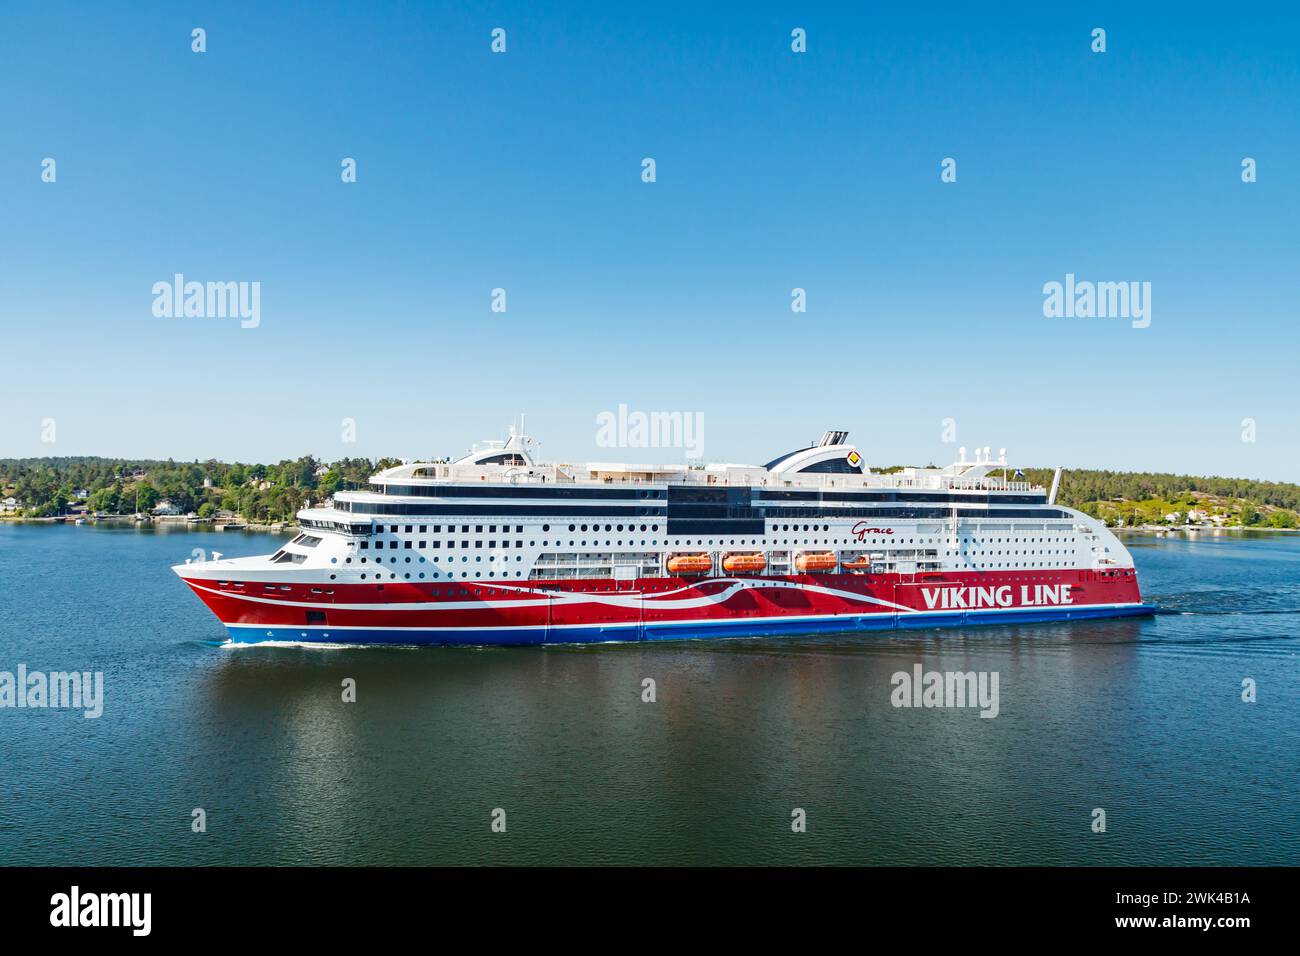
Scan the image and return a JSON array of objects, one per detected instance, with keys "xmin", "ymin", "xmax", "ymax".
[{"xmin": 181, "ymin": 567, "xmax": 1143, "ymax": 633}]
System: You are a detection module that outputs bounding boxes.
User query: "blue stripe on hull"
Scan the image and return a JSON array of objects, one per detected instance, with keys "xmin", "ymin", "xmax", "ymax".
[{"xmin": 223, "ymin": 604, "xmax": 1155, "ymax": 647}]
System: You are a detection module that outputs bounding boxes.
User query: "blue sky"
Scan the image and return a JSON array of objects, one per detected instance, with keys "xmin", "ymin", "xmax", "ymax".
[{"xmin": 2, "ymin": 2, "xmax": 1298, "ymax": 479}]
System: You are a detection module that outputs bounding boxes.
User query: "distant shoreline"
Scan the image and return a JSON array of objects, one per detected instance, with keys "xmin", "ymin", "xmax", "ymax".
[
  {"xmin": 0, "ymin": 515, "xmax": 294, "ymax": 532},
  {"xmin": 1113, "ymin": 525, "xmax": 1299, "ymax": 534}
]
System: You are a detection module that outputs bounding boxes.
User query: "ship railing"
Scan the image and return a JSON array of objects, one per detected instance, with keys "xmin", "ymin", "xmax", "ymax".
[
  {"xmin": 767, "ymin": 474, "xmax": 1042, "ymax": 492},
  {"xmin": 942, "ymin": 479, "xmax": 1038, "ymax": 492},
  {"xmin": 533, "ymin": 552, "xmax": 659, "ymax": 566},
  {"xmin": 355, "ymin": 465, "xmax": 1043, "ymax": 494}
]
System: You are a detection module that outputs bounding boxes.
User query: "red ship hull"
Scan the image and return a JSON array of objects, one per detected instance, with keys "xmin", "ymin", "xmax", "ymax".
[{"xmin": 180, "ymin": 567, "xmax": 1148, "ymax": 645}]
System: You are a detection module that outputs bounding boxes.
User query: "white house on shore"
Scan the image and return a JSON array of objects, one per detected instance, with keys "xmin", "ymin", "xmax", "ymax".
[
  {"xmin": 152, "ymin": 499, "xmax": 184, "ymax": 516},
  {"xmin": 1, "ymin": 496, "xmax": 20, "ymax": 513}
]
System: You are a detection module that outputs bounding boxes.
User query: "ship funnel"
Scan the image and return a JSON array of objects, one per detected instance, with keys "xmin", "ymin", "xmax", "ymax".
[{"xmin": 1048, "ymin": 467, "xmax": 1063, "ymax": 505}]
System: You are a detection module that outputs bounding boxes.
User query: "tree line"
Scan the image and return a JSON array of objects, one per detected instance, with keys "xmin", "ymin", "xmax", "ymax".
[
  {"xmin": 3, "ymin": 457, "xmax": 1299, "ymax": 527},
  {"xmin": 1020, "ymin": 467, "xmax": 1300, "ymax": 527},
  {"xmin": 0, "ymin": 456, "xmax": 397, "ymax": 521}
]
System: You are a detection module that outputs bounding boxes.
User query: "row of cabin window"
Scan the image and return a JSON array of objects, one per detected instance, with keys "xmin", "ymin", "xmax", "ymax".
[
  {"xmin": 375, "ymin": 523, "xmax": 528, "ymax": 534},
  {"xmin": 367, "ymin": 522, "xmax": 661, "ymax": 536},
  {"xmin": 363, "ymin": 539, "xmax": 527, "ymax": 550}
]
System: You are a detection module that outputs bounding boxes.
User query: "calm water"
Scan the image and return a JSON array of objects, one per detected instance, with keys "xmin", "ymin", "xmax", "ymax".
[{"xmin": 0, "ymin": 523, "xmax": 1296, "ymax": 866}]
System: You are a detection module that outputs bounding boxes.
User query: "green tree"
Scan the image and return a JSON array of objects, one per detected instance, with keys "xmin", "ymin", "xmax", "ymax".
[
  {"xmin": 318, "ymin": 469, "xmax": 341, "ymax": 497},
  {"xmin": 88, "ymin": 485, "xmax": 121, "ymax": 514},
  {"xmin": 134, "ymin": 483, "xmax": 160, "ymax": 513}
]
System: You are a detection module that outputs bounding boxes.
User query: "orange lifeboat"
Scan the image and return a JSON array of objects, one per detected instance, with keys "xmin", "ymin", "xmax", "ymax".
[
  {"xmin": 842, "ymin": 556, "xmax": 872, "ymax": 571},
  {"xmin": 722, "ymin": 552, "xmax": 766, "ymax": 573},
  {"xmin": 795, "ymin": 551, "xmax": 836, "ymax": 573},
  {"xmin": 666, "ymin": 553, "xmax": 712, "ymax": 575}
]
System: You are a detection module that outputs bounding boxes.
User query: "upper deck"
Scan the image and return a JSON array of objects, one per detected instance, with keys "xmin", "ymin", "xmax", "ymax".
[{"xmin": 356, "ymin": 430, "xmax": 1045, "ymax": 499}]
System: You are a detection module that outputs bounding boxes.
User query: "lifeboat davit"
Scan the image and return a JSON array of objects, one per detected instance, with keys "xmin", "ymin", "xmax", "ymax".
[
  {"xmin": 722, "ymin": 552, "xmax": 766, "ymax": 573},
  {"xmin": 842, "ymin": 556, "xmax": 871, "ymax": 571},
  {"xmin": 795, "ymin": 551, "xmax": 836, "ymax": 573},
  {"xmin": 667, "ymin": 553, "xmax": 712, "ymax": 574}
]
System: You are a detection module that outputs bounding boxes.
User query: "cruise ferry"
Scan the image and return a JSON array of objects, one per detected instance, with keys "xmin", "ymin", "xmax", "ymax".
[{"xmin": 174, "ymin": 429, "xmax": 1149, "ymax": 645}]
